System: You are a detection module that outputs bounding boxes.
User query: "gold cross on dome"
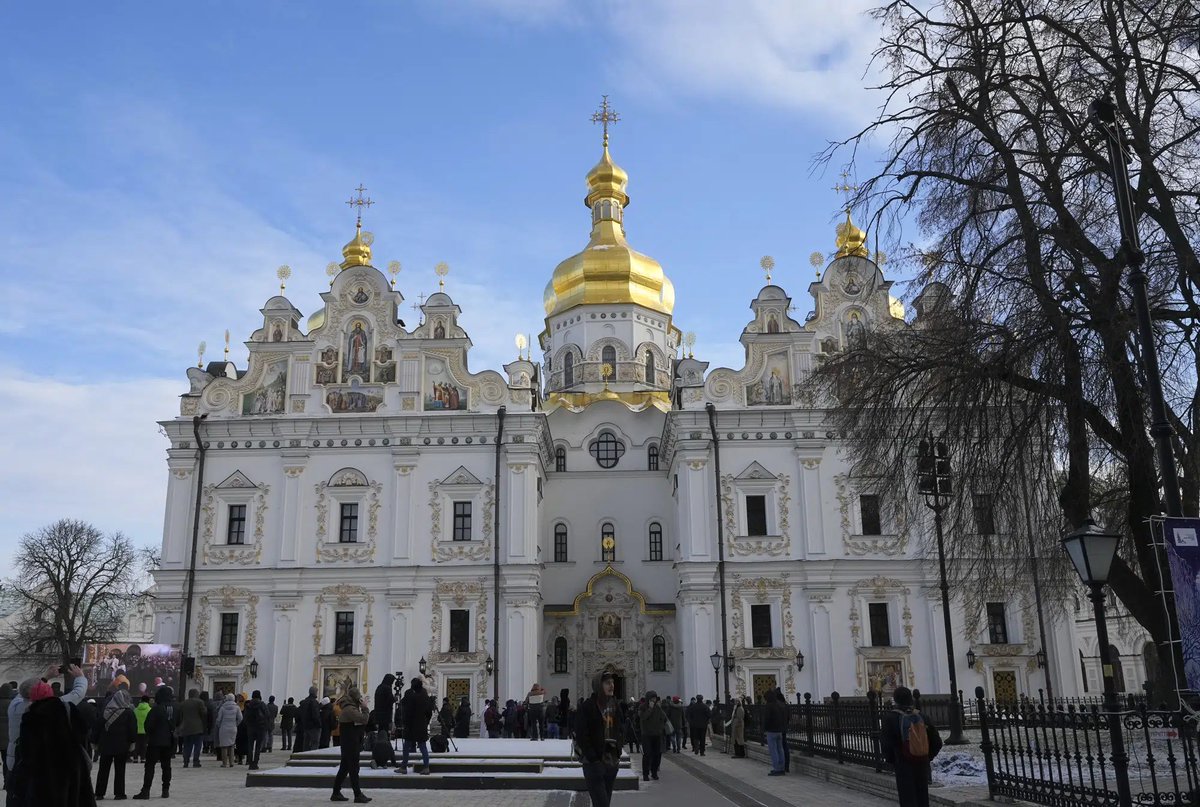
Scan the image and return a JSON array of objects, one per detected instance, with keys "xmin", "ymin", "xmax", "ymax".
[
  {"xmin": 591, "ymin": 95, "xmax": 620, "ymax": 147},
  {"xmin": 832, "ymin": 170, "xmax": 859, "ymax": 212},
  {"xmin": 345, "ymin": 184, "xmax": 374, "ymax": 225}
]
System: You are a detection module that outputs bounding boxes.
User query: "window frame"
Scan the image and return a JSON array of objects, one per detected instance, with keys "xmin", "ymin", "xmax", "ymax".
[
  {"xmin": 339, "ymin": 502, "xmax": 359, "ymax": 543},
  {"xmin": 554, "ymin": 636, "xmax": 569, "ymax": 674},
  {"xmin": 218, "ymin": 612, "xmax": 239, "ymax": 656},
  {"xmin": 601, "ymin": 522, "xmax": 616, "ymax": 562},
  {"xmin": 555, "ymin": 446, "xmax": 567, "ymax": 472},
  {"xmin": 448, "ymin": 608, "xmax": 471, "ymax": 653},
  {"xmin": 645, "ymin": 352, "xmax": 656, "ymax": 385},
  {"xmin": 589, "ymin": 430, "xmax": 626, "ymax": 469},
  {"xmin": 226, "ymin": 503, "xmax": 247, "ymax": 545},
  {"xmin": 750, "ymin": 603, "xmax": 774, "ymax": 648},
  {"xmin": 745, "ymin": 494, "xmax": 769, "ymax": 537},
  {"xmin": 452, "ymin": 500, "xmax": 473, "ymax": 542},
  {"xmin": 563, "ymin": 351, "xmax": 575, "ymax": 387},
  {"xmin": 868, "ymin": 602, "xmax": 891, "ymax": 647},
  {"xmin": 553, "ymin": 523, "xmax": 569, "ymax": 563},
  {"xmin": 648, "ymin": 444, "xmax": 660, "ymax": 471},
  {"xmin": 333, "ymin": 610, "xmax": 355, "ymax": 655},
  {"xmin": 973, "ymin": 493, "xmax": 997, "ymax": 535},
  {"xmin": 986, "ymin": 602, "xmax": 1009, "ymax": 644},
  {"xmin": 858, "ymin": 494, "xmax": 882, "ymax": 536},
  {"xmin": 651, "ymin": 635, "xmax": 667, "ymax": 672},
  {"xmin": 601, "ymin": 345, "xmax": 617, "ymax": 370},
  {"xmin": 648, "ymin": 522, "xmax": 663, "ymax": 561}
]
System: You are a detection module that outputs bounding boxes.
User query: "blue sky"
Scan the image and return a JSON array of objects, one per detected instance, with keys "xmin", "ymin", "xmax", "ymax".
[{"xmin": 0, "ymin": 0, "xmax": 904, "ymax": 571}]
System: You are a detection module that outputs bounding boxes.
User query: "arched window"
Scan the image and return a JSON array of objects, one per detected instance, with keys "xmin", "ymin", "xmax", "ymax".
[
  {"xmin": 601, "ymin": 345, "xmax": 617, "ymax": 372},
  {"xmin": 601, "ymin": 522, "xmax": 616, "ymax": 562},
  {"xmin": 554, "ymin": 637, "xmax": 569, "ymax": 674},
  {"xmin": 767, "ymin": 315, "xmax": 780, "ymax": 333},
  {"xmin": 652, "ymin": 635, "xmax": 667, "ymax": 672},
  {"xmin": 563, "ymin": 352, "xmax": 575, "ymax": 387},
  {"xmin": 555, "ymin": 446, "xmax": 567, "ymax": 472},
  {"xmin": 648, "ymin": 444, "xmax": 659, "ymax": 471},
  {"xmin": 645, "ymin": 352, "xmax": 656, "ymax": 385},
  {"xmin": 554, "ymin": 523, "xmax": 568, "ymax": 563},
  {"xmin": 648, "ymin": 522, "xmax": 663, "ymax": 561},
  {"xmin": 589, "ymin": 430, "xmax": 626, "ymax": 468}
]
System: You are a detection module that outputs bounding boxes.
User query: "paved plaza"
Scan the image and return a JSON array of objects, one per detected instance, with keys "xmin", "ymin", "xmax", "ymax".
[{"xmin": 84, "ymin": 746, "xmax": 896, "ymax": 807}]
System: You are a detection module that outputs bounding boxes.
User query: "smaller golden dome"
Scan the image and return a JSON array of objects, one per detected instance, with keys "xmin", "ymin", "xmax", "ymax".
[
  {"xmin": 835, "ymin": 210, "xmax": 869, "ymax": 259},
  {"xmin": 340, "ymin": 223, "xmax": 373, "ymax": 269},
  {"xmin": 307, "ymin": 308, "xmax": 325, "ymax": 332},
  {"xmin": 585, "ymin": 146, "xmax": 630, "ymax": 208}
]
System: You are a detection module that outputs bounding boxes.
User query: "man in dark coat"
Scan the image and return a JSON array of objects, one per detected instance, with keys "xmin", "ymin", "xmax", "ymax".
[
  {"xmin": 397, "ymin": 677, "xmax": 434, "ymax": 774},
  {"xmin": 371, "ymin": 674, "xmax": 397, "ymax": 735},
  {"xmin": 242, "ymin": 690, "xmax": 270, "ymax": 770},
  {"xmin": 266, "ymin": 695, "xmax": 279, "ymax": 752},
  {"xmin": 279, "ymin": 697, "xmax": 298, "ymax": 750},
  {"xmin": 8, "ymin": 683, "xmax": 97, "ymax": 807},
  {"xmin": 132, "ymin": 685, "xmax": 175, "ymax": 800},
  {"xmin": 880, "ymin": 686, "xmax": 943, "ymax": 807},
  {"xmin": 685, "ymin": 695, "xmax": 711, "ymax": 756},
  {"xmin": 453, "ymin": 697, "xmax": 472, "ymax": 738},
  {"xmin": 200, "ymin": 691, "xmax": 215, "ymax": 755},
  {"xmin": 762, "ymin": 689, "xmax": 789, "ymax": 775},
  {"xmin": 176, "ymin": 688, "xmax": 208, "ymax": 768},
  {"xmin": 575, "ymin": 671, "xmax": 622, "ymax": 807},
  {"xmin": 297, "ymin": 686, "xmax": 321, "ymax": 752},
  {"xmin": 438, "ymin": 698, "xmax": 454, "ymax": 737}
]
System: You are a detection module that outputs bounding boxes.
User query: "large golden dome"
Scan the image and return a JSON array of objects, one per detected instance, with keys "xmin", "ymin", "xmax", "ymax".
[{"xmin": 543, "ymin": 144, "xmax": 674, "ymax": 317}]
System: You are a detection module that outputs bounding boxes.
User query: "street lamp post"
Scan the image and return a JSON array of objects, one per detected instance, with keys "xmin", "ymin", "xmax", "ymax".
[
  {"xmin": 918, "ymin": 436, "xmax": 967, "ymax": 745},
  {"xmin": 1062, "ymin": 521, "xmax": 1133, "ymax": 807},
  {"xmin": 710, "ymin": 652, "xmax": 721, "ymax": 703}
]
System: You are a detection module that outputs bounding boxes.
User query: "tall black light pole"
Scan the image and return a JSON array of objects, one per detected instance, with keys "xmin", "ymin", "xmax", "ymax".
[
  {"xmin": 918, "ymin": 435, "xmax": 966, "ymax": 745},
  {"xmin": 710, "ymin": 652, "xmax": 721, "ymax": 704},
  {"xmin": 706, "ymin": 403, "xmax": 732, "ymax": 704},
  {"xmin": 1089, "ymin": 96, "xmax": 1184, "ymax": 699},
  {"xmin": 1063, "ymin": 522, "xmax": 1133, "ymax": 807}
]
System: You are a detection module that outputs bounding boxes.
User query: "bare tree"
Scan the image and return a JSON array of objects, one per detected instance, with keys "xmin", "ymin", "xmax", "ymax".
[
  {"xmin": 4, "ymin": 519, "xmax": 146, "ymax": 666},
  {"xmin": 814, "ymin": 0, "xmax": 1200, "ymax": 687}
]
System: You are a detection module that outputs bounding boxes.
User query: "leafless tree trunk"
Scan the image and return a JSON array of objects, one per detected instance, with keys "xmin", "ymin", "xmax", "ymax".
[{"xmin": 815, "ymin": 0, "xmax": 1199, "ymax": 693}]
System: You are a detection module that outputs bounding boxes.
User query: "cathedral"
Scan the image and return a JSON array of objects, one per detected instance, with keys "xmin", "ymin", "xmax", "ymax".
[{"xmin": 151, "ymin": 108, "xmax": 1102, "ymax": 712}]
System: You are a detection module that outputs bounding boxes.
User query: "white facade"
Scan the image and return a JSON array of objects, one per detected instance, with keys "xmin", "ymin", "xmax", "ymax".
[{"xmin": 152, "ymin": 144, "xmax": 1092, "ymax": 711}]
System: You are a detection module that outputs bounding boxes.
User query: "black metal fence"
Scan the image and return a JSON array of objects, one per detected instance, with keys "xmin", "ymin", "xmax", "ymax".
[
  {"xmin": 976, "ymin": 688, "xmax": 1200, "ymax": 807},
  {"xmin": 744, "ymin": 691, "xmax": 893, "ymax": 772}
]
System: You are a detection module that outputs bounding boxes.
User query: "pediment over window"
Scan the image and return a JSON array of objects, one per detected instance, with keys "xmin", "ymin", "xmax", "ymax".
[
  {"xmin": 736, "ymin": 461, "xmax": 776, "ymax": 480},
  {"xmin": 440, "ymin": 466, "xmax": 483, "ymax": 486},
  {"xmin": 328, "ymin": 467, "xmax": 369, "ymax": 487},
  {"xmin": 216, "ymin": 471, "xmax": 257, "ymax": 489}
]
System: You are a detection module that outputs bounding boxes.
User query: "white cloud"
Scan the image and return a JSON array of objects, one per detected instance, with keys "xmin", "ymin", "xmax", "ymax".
[{"xmin": 0, "ymin": 369, "xmax": 178, "ymax": 578}]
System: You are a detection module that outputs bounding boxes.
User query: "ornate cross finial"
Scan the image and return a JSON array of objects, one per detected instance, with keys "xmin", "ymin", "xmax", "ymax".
[
  {"xmin": 832, "ymin": 170, "xmax": 859, "ymax": 212},
  {"xmin": 276, "ymin": 264, "xmax": 291, "ymax": 294},
  {"xmin": 591, "ymin": 95, "xmax": 620, "ymax": 148},
  {"xmin": 434, "ymin": 261, "xmax": 450, "ymax": 290},
  {"xmin": 760, "ymin": 255, "xmax": 775, "ymax": 285},
  {"xmin": 345, "ymin": 184, "xmax": 374, "ymax": 226},
  {"xmin": 223, "ymin": 329, "xmax": 231, "ymax": 360}
]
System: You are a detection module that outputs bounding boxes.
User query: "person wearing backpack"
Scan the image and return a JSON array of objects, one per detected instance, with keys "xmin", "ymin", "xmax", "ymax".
[{"xmin": 880, "ymin": 687, "xmax": 943, "ymax": 807}]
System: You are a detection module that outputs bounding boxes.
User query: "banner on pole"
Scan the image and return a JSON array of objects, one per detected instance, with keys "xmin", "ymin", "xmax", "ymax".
[{"xmin": 1163, "ymin": 517, "xmax": 1200, "ymax": 691}]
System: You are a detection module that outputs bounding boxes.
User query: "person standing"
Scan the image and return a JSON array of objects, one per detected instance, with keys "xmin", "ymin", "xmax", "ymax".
[
  {"xmin": 665, "ymin": 696, "xmax": 684, "ymax": 753},
  {"xmin": 575, "ymin": 671, "xmax": 622, "ymax": 807},
  {"xmin": 483, "ymin": 699, "xmax": 501, "ymax": 739},
  {"xmin": 319, "ymin": 697, "xmax": 334, "ymax": 749},
  {"xmin": 6, "ymin": 679, "xmax": 93, "ymax": 807},
  {"xmin": 763, "ymin": 689, "xmax": 789, "ymax": 776},
  {"xmin": 557, "ymin": 689, "xmax": 572, "ymax": 740},
  {"xmin": 396, "ymin": 677, "xmax": 434, "ymax": 775},
  {"xmin": 545, "ymin": 697, "xmax": 560, "ymax": 740},
  {"xmin": 638, "ymin": 691, "xmax": 669, "ymax": 782},
  {"xmin": 729, "ymin": 698, "xmax": 746, "ymax": 758},
  {"xmin": 525, "ymin": 683, "xmax": 546, "ymax": 741},
  {"xmin": 176, "ymin": 688, "xmax": 207, "ymax": 768},
  {"xmin": 95, "ymin": 688, "xmax": 137, "ymax": 800},
  {"xmin": 0, "ymin": 683, "xmax": 11, "ymax": 785},
  {"xmin": 213, "ymin": 693, "xmax": 242, "ymax": 768},
  {"xmin": 199, "ymin": 691, "xmax": 215, "ymax": 756},
  {"xmin": 243, "ymin": 691, "xmax": 269, "ymax": 770},
  {"xmin": 773, "ymin": 688, "xmax": 791, "ymax": 772},
  {"xmin": 330, "ymin": 686, "xmax": 371, "ymax": 803},
  {"xmin": 685, "ymin": 696, "xmax": 710, "ymax": 756},
  {"xmin": 297, "ymin": 686, "xmax": 321, "ymax": 753},
  {"xmin": 279, "ymin": 697, "xmax": 297, "ymax": 751},
  {"xmin": 131, "ymin": 696, "xmax": 151, "ymax": 764},
  {"xmin": 371, "ymin": 675, "xmax": 396, "ymax": 737},
  {"xmin": 880, "ymin": 686, "xmax": 943, "ymax": 807},
  {"xmin": 453, "ymin": 697, "xmax": 471, "ymax": 738},
  {"xmin": 265, "ymin": 695, "xmax": 279, "ymax": 752},
  {"xmin": 132, "ymin": 685, "xmax": 175, "ymax": 800}
]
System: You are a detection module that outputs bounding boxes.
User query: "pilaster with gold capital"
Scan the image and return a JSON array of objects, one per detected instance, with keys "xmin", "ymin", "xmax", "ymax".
[
  {"xmin": 391, "ymin": 451, "xmax": 419, "ymax": 561},
  {"xmin": 278, "ymin": 454, "xmax": 309, "ymax": 565},
  {"xmin": 795, "ymin": 448, "xmax": 826, "ymax": 556}
]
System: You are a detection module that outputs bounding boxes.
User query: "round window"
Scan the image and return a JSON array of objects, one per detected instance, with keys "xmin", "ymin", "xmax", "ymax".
[{"xmin": 589, "ymin": 430, "xmax": 626, "ymax": 469}]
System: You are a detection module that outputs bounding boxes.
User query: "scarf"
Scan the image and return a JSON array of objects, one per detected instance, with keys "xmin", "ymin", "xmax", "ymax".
[{"xmin": 105, "ymin": 689, "xmax": 131, "ymax": 729}]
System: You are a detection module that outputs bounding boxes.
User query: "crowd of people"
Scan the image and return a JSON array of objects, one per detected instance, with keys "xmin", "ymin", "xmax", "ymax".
[{"xmin": 0, "ymin": 663, "xmax": 941, "ymax": 807}]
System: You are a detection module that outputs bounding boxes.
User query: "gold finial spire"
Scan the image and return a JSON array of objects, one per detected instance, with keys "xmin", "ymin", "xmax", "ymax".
[
  {"xmin": 197, "ymin": 341, "xmax": 206, "ymax": 369},
  {"xmin": 387, "ymin": 260, "xmax": 401, "ymax": 289},
  {"xmin": 326, "ymin": 262, "xmax": 339, "ymax": 286},
  {"xmin": 832, "ymin": 170, "xmax": 859, "ymax": 212},
  {"xmin": 760, "ymin": 255, "xmax": 775, "ymax": 285},
  {"xmin": 276, "ymin": 264, "xmax": 291, "ymax": 294},
  {"xmin": 434, "ymin": 261, "xmax": 449, "ymax": 290},
  {"xmin": 683, "ymin": 331, "xmax": 696, "ymax": 359},
  {"xmin": 591, "ymin": 95, "xmax": 620, "ymax": 148},
  {"xmin": 830, "ymin": 170, "xmax": 869, "ymax": 259},
  {"xmin": 223, "ymin": 329, "xmax": 231, "ymax": 360},
  {"xmin": 345, "ymin": 184, "xmax": 374, "ymax": 226}
]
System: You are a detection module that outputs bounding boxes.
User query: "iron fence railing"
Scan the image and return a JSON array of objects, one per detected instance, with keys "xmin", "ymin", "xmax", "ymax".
[
  {"xmin": 744, "ymin": 691, "xmax": 893, "ymax": 772},
  {"xmin": 976, "ymin": 687, "xmax": 1200, "ymax": 807}
]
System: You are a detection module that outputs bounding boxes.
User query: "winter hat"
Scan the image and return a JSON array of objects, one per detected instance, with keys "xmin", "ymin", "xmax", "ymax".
[{"xmin": 28, "ymin": 681, "xmax": 54, "ymax": 701}]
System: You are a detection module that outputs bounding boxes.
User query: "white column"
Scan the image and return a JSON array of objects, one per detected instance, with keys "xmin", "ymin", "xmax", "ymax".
[
  {"xmin": 677, "ymin": 596, "xmax": 715, "ymax": 700},
  {"xmin": 162, "ymin": 461, "xmax": 196, "ymax": 567},
  {"xmin": 797, "ymin": 455, "xmax": 825, "ymax": 556},
  {"xmin": 388, "ymin": 598, "xmax": 414, "ymax": 675},
  {"xmin": 502, "ymin": 597, "xmax": 539, "ymax": 696},
  {"xmin": 504, "ymin": 459, "xmax": 538, "ymax": 562},
  {"xmin": 391, "ymin": 462, "xmax": 416, "ymax": 561},
  {"xmin": 270, "ymin": 598, "xmax": 298, "ymax": 699},
  {"xmin": 676, "ymin": 453, "xmax": 713, "ymax": 561},
  {"xmin": 278, "ymin": 462, "xmax": 307, "ymax": 565},
  {"xmin": 807, "ymin": 592, "xmax": 834, "ymax": 700}
]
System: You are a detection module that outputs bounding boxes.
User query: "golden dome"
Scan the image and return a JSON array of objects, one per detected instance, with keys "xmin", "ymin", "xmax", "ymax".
[
  {"xmin": 307, "ymin": 308, "xmax": 325, "ymax": 332},
  {"xmin": 544, "ymin": 144, "xmax": 674, "ymax": 318},
  {"xmin": 340, "ymin": 222, "xmax": 373, "ymax": 269},
  {"xmin": 835, "ymin": 210, "xmax": 869, "ymax": 259}
]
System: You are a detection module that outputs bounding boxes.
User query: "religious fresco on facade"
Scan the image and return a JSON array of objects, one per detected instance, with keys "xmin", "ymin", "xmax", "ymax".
[
  {"xmin": 866, "ymin": 659, "xmax": 905, "ymax": 696},
  {"xmin": 424, "ymin": 356, "xmax": 467, "ymax": 411},
  {"xmin": 747, "ymin": 352, "xmax": 791, "ymax": 406},
  {"xmin": 598, "ymin": 613, "xmax": 622, "ymax": 640},
  {"xmin": 241, "ymin": 359, "xmax": 287, "ymax": 415},
  {"xmin": 325, "ymin": 378, "xmax": 384, "ymax": 413},
  {"xmin": 82, "ymin": 642, "xmax": 181, "ymax": 698},
  {"xmin": 342, "ymin": 320, "xmax": 372, "ymax": 381}
]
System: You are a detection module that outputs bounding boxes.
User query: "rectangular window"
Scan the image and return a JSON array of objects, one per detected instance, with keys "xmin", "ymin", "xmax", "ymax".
[
  {"xmin": 334, "ymin": 611, "xmax": 355, "ymax": 655},
  {"xmin": 226, "ymin": 504, "xmax": 247, "ymax": 545},
  {"xmin": 973, "ymin": 494, "xmax": 997, "ymax": 535},
  {"xmin": 339, "ymin": 503, "xmax": 359, "ymax": 543},
  {"xmin": 652, "ymin": 637, "xmax": 667, "ymax": 672},
  {"xmin": 751, "ymin": 603, "xmax": 773, "ymax": 648},
  {"xmin": 453, "ymin": 501, "xmax": 472, "ymax": 542},
  {"xmin": 746, "ymin": 495, "xmax": 768, "ymax": 536},
  {"xmin": 987, "ymin": 602, "xmax": 1009, "ymax": 644},
  {"xmin": 859, "ymin": 495, "xmax": 882, "ymax": 535},
  {"xmin": 449, "ymin": 608, "xmax": 470, "ymax": 652},
  {"xmin": 218, "ymin": 613, "xmax": 239, "ymax": 656},
  {"xmin": 648, "ymin": 523, "xmax": 663, "ymax": 561},
  {"xmin": 869, "ymin": 603, "xmax": 891, "ymax": 647},
  {"xmin": 601, "ymin": 524, "xmax": 615, "ymax": 562},
  {"xmin": 554, "ymin": 526, "xmax": 569, "ymax": 563}
]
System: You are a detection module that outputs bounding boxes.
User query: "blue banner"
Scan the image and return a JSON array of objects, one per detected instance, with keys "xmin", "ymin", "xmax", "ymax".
[{"xmin": 1164, "ymin": 517, "xmax": 1200, "ymax": 691}]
